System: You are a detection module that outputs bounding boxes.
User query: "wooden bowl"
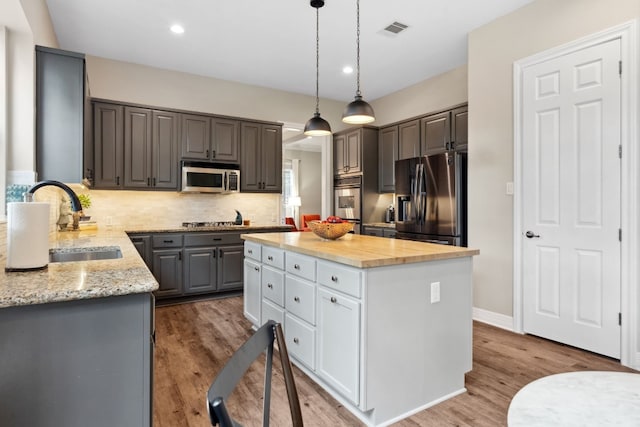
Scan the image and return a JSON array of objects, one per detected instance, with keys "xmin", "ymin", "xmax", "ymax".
[{"xmin": 307, "ymin": 220, "xmax": 354, "ymax": 240}]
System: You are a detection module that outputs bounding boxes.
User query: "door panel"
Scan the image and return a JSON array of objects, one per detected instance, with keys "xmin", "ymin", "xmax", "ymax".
[{"xmin": 522, "ymin": 38, "xmax": 621, "ymax": 358}]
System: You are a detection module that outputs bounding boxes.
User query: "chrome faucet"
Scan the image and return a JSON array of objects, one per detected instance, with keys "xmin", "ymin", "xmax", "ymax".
[{"xmin": 24, "ymin": 180, "xmax": 84, "ymax": 229}]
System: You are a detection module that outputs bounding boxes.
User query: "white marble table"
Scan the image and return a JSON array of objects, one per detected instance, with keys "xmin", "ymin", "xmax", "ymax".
[{"xmin": 508, "ymin": 371, "xmax": 640, "ymax": 426}]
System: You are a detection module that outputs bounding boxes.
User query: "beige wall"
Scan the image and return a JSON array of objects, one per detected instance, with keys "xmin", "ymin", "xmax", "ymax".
[
  {"xmin": 468, "ymin": 0, "xmax": 640, "ymax": 316},
  {"xmin": 19, "ymin": 0, "xmax": 58, "ymax": 47}
]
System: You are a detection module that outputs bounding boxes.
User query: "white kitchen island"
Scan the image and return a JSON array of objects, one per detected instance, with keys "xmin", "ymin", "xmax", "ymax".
[{"xmin": 241, "ymin": 232, "xmax": 479, "ymax": 427}]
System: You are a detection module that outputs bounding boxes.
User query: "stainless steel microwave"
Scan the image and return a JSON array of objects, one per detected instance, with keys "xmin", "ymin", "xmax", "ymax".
[{"xmin": 181, "ymin": 162, "xmax": 240, "ymax": 193}]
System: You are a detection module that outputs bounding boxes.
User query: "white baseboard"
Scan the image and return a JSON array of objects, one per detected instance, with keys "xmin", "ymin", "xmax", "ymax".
[
  {"xmin": 7, "ymin": 170, "xmax": 36, "ymax": 185},
  {"xmin": 472, "ymin": 307, "xmax": 515, "ymax": 331}
]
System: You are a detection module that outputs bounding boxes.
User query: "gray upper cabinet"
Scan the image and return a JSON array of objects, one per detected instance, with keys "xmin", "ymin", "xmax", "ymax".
[
  {"xmin": 334, "ymin": 133, "xmax": 346, "ymax": 176},
  {"xmin": 94, "ymin": 102, "xmax": 124, "ymax": 189},
  {"xmin": 152, "ymin": 110, "xmax": 180, "ymax": 189},
  {"xmin": 334, "ymin": 128, "xmax": 363, "ymax": 176},
  {"xmin": 240, "ymin": 122, "xmax": 282, "ymax": 192},
  {"xmin": 421, "ymin": 111, "xmax": 451, "ymax": 156},
  {"xmin": 180, "ymin": 114, "xmax": 211, "ymax": 160},
  {"xmin": 398, "ymin": 119, "xmax": 421, "ymax": 160},
  {"xmin": 36, "ymin": 46, "xmax": 88, "ymax": 183},
  {"xmin": 378, "ymin": 126, "xmax": 398, "ymax": 193},
  {"xmin": 180, "ymin": 115, "xmax": 240, "ymax": 164},
  {"xmin": 211, "ymin": 118, "xmax": 240, "ymax": 163},
  {"xmin": 124, "ymin": 107, "xmax": 152, "ymax": 189},
  {"xmin": 452, "ymin": 106, "xmax": 468, "ymax": 152}
]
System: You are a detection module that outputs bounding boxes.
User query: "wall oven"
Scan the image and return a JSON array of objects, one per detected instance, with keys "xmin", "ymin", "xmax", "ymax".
[
  {"xmin": 181, "ymin": 161, "xmax": 240, "ymax": 194},
  {"xmin": 334, "ymin": 176, "xmax": 361, "ymax": 233}
]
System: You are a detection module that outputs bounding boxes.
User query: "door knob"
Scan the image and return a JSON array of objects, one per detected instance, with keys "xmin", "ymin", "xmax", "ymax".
[{"xmin": 525, "ymin": 231, "xmax": 540, "ymax": 238}]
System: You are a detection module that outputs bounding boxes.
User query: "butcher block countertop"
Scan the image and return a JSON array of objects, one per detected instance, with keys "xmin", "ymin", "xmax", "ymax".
[{"xmin": 241, "ymin": 232, "xmax": 479, "ymax": 268}]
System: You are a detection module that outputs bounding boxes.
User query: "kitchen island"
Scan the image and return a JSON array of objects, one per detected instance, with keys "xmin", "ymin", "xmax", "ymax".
[
  {"xmin": 242, "ymin": 232, "xmax": 479, "ymax": 427},
  {"xmin": 0, "ymin": 229, "xmax": 158, "ymax": 427}
]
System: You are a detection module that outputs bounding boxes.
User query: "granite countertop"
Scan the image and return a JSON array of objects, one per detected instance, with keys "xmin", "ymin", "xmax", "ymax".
[
  {"xmin": 0, "ymin": 224, "xmax": 293, "ymax": 309},
  {"xmin": 242, "ymin": 232, "xmax": 479, "ymax": 268},
  {"xmin": 363, "ymin": 222, "xmax": 396, "ymax": 229}
]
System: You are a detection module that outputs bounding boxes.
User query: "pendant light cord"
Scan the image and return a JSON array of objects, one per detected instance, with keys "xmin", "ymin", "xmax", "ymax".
[
  {"xmin": 355, "ymin": 0, "xmax": 361, "ymax": 97},
  {"xmin": 315, "ymin": 7, "xmax": 320, "ymax": 114}
]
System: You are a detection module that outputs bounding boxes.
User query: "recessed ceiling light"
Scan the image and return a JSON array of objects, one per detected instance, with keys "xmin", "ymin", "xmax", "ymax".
[
  {"xmin": 170, "ymin": 24, "xmax": 185, "ymax": 34},
  {"xmin": 343, "ymin": 66, "xmax": 354, "ymax": 74}
]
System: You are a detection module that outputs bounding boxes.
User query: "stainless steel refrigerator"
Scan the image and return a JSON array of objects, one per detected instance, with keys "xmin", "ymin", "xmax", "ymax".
[{"xmin": 395, "ymin": 152, "xmax": 467, "ymax": 246}]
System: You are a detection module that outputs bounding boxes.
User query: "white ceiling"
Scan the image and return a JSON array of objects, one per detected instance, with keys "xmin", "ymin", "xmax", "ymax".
[{"xmin": 45, "ymin": 0, "xmax": 533, "ymax": 103}]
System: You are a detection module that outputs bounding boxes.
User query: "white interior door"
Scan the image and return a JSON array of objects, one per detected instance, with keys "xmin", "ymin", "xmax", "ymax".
[{"xmin": 521, "ymin": 38, "xmax": 621, "ymax": 359}]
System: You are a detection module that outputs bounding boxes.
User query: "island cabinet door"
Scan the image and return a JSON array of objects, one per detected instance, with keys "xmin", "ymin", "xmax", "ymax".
[
  {"xmin": 316, "ymin": 287, "xmax": 361, "ymax": 406},
  {"xmin": 243, "ymin": 259, "xmax": 261, "ymax": 327}
]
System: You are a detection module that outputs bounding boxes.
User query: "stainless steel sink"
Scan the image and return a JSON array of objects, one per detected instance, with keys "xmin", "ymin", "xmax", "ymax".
[{"xmin": 49, "ymin": 246, "xmax": 123, "ymax": 263}]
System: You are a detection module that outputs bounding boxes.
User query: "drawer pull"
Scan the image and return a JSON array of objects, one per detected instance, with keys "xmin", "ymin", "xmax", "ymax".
[
  {"xmin": 331, "ymin": 275, "xmax": 338, "ymax": 282},
  {"xmin": 267, "ymin": 283, "xmax": 273, "ymax": 289},
  {"xmin": 267, "ymin": 255, "xmax": 273, "ymax": 261},
  {"xmin": 294, "ymin": 264, "xmax": 300, "ymax": 270},
  {"xmin": 254, "ymin": 266, "xmax": 260, "ymax": 272},
  {"xmin": 213, "ymin": 238, "xmax": 222, "ymax": 241},
  {"xmin": 294, "ymin": 296, "xmax": 300, "ymax": 303},
  {"xmin": 163, "ymin": 240, "xmax": 173, "ymax": 243},
  {"xmin": 330, "ymin": 297, "xmax": 337, "ymax": 303},
  {"xmin": 248, "ymin": 249, "xmax": 253, "ymax": 254},
  {"xmin": 293, "ymin": 337, "xmax": 299, "ymax": 344}
]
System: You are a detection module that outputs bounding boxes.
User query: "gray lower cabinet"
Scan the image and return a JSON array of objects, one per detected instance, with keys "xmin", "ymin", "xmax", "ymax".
[
  {"xmin": 362, "ymin": 225, "xmax": 396, "ymax": 238},
  {"xmin": 183, "ymin": 247, "xmax": 217, "ymax": 294},
  {"xmin": 0, "ymin": 293, "xmax": 153, "ymax": 427},
  {"xmin": 129, "ymin": 234, "xmax": 152, "ymax": 266},
  {"xmin": 218, "ymin": 244, "xmax": 245, "ymax": 291},
  {"xmin": 152, "ymin": 248, "xmax": 183, "ymax": 297}
]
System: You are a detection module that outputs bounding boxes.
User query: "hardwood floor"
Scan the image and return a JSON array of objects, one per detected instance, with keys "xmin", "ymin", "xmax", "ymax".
[{"xmin": 153, "ymin": 297, "xmax": 636, "ymax": 426}]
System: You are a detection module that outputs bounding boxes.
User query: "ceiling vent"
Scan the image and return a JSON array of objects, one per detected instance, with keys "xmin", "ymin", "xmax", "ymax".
[{"xmin": 383, "ymin": 21, "xmax": 409, "ymax": 35}]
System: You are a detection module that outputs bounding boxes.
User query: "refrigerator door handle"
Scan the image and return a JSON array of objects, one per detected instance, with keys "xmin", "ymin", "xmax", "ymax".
[
  {"xmin": 412, "ymin": 164, "xmax": 419, "ymax": 221},
  {"xmin": 418, "ymin": 163, "xmax": 425, "ymax": 224}
]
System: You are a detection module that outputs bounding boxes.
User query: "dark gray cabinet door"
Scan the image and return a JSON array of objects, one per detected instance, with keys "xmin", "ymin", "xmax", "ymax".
[
  {"xmin": 378, "ymin": 126, "xmax": 398, "ymax": 193},
  {"xmin": 153, "ymin": 110, "xmax": 180, "ymax": 189},
  {"xmin": 333, "ymin": 134, "xmax": 346, "ymax": 176},
  {"xmin": 261, "ymin": 125, "xmax": 282, "ymax": 192},
  {"xmin": 240, "ymin": 122, "xmax": 261, "ymax": 191},
  {"xmin": 183, "ymin": 247, "xmax": 217, "ymax": 294},
  {"xmin": 217, "ymin": 244, "xmax": 244, "ymax": 291},
  {"xmin": 345, "ymin": 130, "xmax": 362, "ymax": 174},
  {"xmin": 240, "ymin": 122, "xmax": 282, "ymax": 192},
  {"xmin": 94, "ymin": 102, "xmax": 124, "ymax": 188},
  {"xmin": 124, "ymin": 107, "xmax": 152, "ymax": 189},
  {"xmin": 452, "ymin": 107, "xmax": 468, "ymax": 152},
  {"xmin": 421, "ymin": 112, "xmax": 451, "ymax": 155},
  {"xmin": 398, "ymin": 119, "xmax": 420, "ymax": 160},
  {"xmin": 152, "ymin": 249, "xmax": 183, "ymax": 297},
  {"xmin": 362, "ymin": 226, "xmax": 383, "ymax": 237},
  {"xmin": 36, "ymin": 46, "xmax": 86, "ymax": 183},
  {"xmin": 180, "ymin": 114, "xmax": 211, "ymax": 159},
  {"xmin": 129, "ymin": 234, "xmax": 152, "ymax": 267},
  {"xmin": 211, "ymin": 118, "xmax": 240, "ymax": 163}
]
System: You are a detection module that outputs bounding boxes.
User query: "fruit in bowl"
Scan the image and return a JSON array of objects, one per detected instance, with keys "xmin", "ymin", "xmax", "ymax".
[{"xmin": 308, "ymin": 218, "xmax": 354, "ymax": 240}]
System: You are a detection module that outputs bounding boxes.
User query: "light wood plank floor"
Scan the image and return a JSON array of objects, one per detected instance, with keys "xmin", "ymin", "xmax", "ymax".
[{"xmin": 153, "ymin": 296, "xmax": 636, "ymax": 426}]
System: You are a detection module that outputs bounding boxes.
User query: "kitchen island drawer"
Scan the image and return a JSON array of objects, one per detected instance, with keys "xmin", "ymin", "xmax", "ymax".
[
  {"xmin": 262, "ymin": 246, "xmax": 285, "ymax": 269},
  {"xmin": 152, "ymin": 234, "xmax": 183, "ymax": 248},
  {"xmin": 317, "ymin": 261, "xmax": 362, "ymax": 298},
  {"xmin": 261, "ymin": 299, "xmax": 284, "ymax": 326},
  {"xmin": 244, "ymin": 241, "xmax": 261, "ymax": 261},
  {"xmin": 261, "ymin": 266, "xmax": 284, "ymax": 306},
  {"xmin": 285, "ymin": 275, "xmax": 316, "ymax": 325},
  {"xmin": 285, "ymin": 252, "xmax": 316, "ymax": 282},
  {"xmin": 285, "ymin": 313, "xmax": 316, "ymax": 371},
  {"xmin": 184, "ymin": 232, "xmax": 242, "ymax": 247}
]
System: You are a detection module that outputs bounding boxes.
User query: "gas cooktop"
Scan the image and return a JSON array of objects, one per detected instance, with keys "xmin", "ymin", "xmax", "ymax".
[{"xmin": 181, "ymin": 221, "xmax": 239, "ymax": 228}]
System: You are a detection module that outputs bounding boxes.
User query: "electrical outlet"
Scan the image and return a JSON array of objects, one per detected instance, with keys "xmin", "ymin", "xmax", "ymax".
[{"xmin": 430, "ymin": 282, "xmax": 440, "ymax": 304}]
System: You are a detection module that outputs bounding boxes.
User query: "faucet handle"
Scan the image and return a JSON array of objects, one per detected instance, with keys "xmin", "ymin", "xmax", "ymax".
[{"xmin": 23, "ymin": 193, "xmax": 34, "ymax": 203}]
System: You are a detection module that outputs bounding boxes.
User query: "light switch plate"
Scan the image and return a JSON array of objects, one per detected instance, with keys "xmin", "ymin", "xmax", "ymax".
[{"xmin": 506, "ymin": 182, "xmax": 514, "ymax": 195}]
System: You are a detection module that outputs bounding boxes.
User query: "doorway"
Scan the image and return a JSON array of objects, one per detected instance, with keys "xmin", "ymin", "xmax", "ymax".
[{"xmin": 513, "ymin": 21, "xmax": 638, "ymax": 367}]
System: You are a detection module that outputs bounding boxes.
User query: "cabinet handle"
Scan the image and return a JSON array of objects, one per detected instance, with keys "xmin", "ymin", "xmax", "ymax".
[
  {"xmin": 163, "ymin": 240, "xmax": 174, "ymax": 243},
  {"xmin": 206, "ymin": 149, "xmax": 209, "ymax": 157},
  {"xmin": 293, "ymin": 337, "xmax": 299, "ymax": 344},
  {"xmin": 213, "ymin": 238, "xmax": 222, "ymax": 241},
  {"xmin": 446, "ymin": 142, "xmax": 450, "ymax": 150},
  {"xmin": 147, "ymin": 177, "xmax": 151, "ymax": 186},
  {"xmin": 178, "ymin": 252, "xmax": 182, "ymax": 261},
  {"xmin": 212, "ymin": 150, "xmax": 216, "ymax": 158},
  {"xmin": 294, "ymin": 296, "xmax": 300, "ymax": 303},
  {"xmin": 212, "ymin": 250, "xmax": 217, "ymax": 259},
  {"xmin": 330, "ymin": 297, "xmax": 337, "ymax": 303},
  {"xmin": 331, "ymin": 275, "xmax": 338, "ymax": 282},
  {"xmin": 116, "ymin": 176, "xmax": 120, "ymax": 186},
  {"xmin": 219, "ymin": 248, "xmax": 223, "ymax": 258},
  {"xmin": 153, "ymin": 177, "xmax": 156, "ymax": 186},
  {"xmin": 267, "ymin": 255, "xmax": 273, "ymax": 261},
  {"xmin": 267, "ymin": 283, "xmax": 273, "ymax": 289},
  {"xmin": 450, "ymin": 141, "xmax": 455, "ymax": 150},
  {"xmin": 294, "ymin": 264, "xmax": 300, "ymax": 270},
  {"xmin": 254, "ymin": 266, "xmax": 260, "ymax": 271},
  {"xmin": 248, "ymin": 249, "xmax": 253, "ymax": 254}
]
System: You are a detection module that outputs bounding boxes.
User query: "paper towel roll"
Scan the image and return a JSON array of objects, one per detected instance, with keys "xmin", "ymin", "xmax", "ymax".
[{"xmin": 6, "ymin": 202, "xmax": 50, "ymax": 271}]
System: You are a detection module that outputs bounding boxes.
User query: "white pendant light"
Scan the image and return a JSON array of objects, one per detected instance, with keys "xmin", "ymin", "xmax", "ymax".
[
  {"xmin": 304, "ymin": 0, "xmax": 332, "ymax": 136},
  {"xmin": 342, "ymin": 0, "xmax": 375, "ymax": 125}
]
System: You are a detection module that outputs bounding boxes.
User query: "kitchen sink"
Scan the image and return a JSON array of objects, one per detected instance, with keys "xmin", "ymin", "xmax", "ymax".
[{"xmin": 49, "ymin": 246, "xmax": 123, "ymax": 263}]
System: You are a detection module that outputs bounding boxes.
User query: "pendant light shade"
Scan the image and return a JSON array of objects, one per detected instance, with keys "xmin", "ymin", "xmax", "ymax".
[
  {"xmin": 304, "ymin": 0, "xmax": 332, "ymax": 136},
  {"xmin": 342, "ymin": 0, "xmax": 375, "ymax": 124}
]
